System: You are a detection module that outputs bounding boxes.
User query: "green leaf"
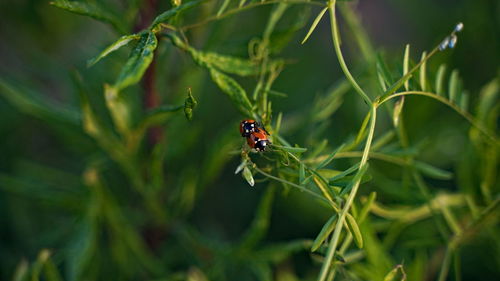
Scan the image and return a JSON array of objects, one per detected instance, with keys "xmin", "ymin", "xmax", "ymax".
[
  {"xmin": 414, "ymin": 161, "xmax": 453, "ymax": 180},
  {"xmin": 358, "ymin": 191, "xmax": 377, "ymax": 222},
  {"xmin": 114, "ymin": 31, "xmax": 157, "ymax": 91},
  {"xmin": 403, "ymin": 44, "xmax": 410, "ymax": 91},
  {"xmin": 329, "ymin": 163, "xmax": 360, "ymax": 183},
  {"xmin": 339, "ymin": 163, "xmax": 369, "ymax": 196},
  {"xmin": 419, "ymin": 51, "xmax": 427, "ymax": 91},
  {"xmin": 242, "ymin": 166, "xmax": 255, "ymax": 187},
  {"xmin": 459, "ymin": 91, "xmax": 469, "ymax": 111},
  {"xmin": 0, "ymin": 78, "xmax": 80, "ymax": 126},
  {"xmin": 208, "ymin": 68, "xmax": 254, "ymax": 116},
  {"xmin": 346, "ymin": 213, "xmax": 363, "ymax": 248},
  {"xmin": 150, "ymin": 0, "xmax": 203, "ymax": 28},
  {"xmin": 299, "ymin": 163, "xmax": 305, "ymax": 184},
  {"xmin": 376, "ymin": 53, "xmax": 394, "ymax": 92},
  {"xmin": 383, "ymin": 264, "xmax": 407, "ymax": 281},
  {"xmin": 274, "ymin": 144, "xmax": 307, "ymax": 153},
  {"xmin": 104, "ymin": 85, "xmax": 131, "ymax": 134},
  {"xmin": 435, "ymin": 64, "xmax": 447, "ymax": 96},
  {"xmin": 448, "ymin": 69, "xmax": 460, "ymax": 103},
  {"xmin": 311, "ymin": 214, "xmax": 337, "ymax": 252},
  {"xmin": 50, "ymin": 0, "xmax": 126, "ymax": 33},
  {"xmin": 316, "ymin": 144, "xmax": 345, "ymax": 169},
  {"xmin": 139, "ymin": 104, "xmax": 183, "ymax": 130},
  {"xmin": 87, "ymin": 34, "xmax": 140, "ymax": 67},
  {"xmin": 217, "ymin": 0, "xmax": 231, "ymax": 16},
  {"xmin": 12, "ymin": 259, "xmax": 29, "ymax": 281},
  {"xmin": 393, "ymin": 96, "xmax": 405, "ymax": 127},
  {"xmin": 301, "ymin": 6, "xmax": 328, "ymax": 44},
  {"xmin": 476, "ymin": 78, "xmax": 499, "ymax": 122},
  {"xmin": 184, "ymin": 88, "xmax": 198, "ymax": 121},
  {"xmin": 193, "ymin": 51, "xmax": 281, "ymax": 76}
]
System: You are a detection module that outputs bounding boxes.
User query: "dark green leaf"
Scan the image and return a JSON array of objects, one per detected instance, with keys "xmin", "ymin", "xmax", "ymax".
[
  {"xmin": 311, "ymin": 214, "xmax": 337, "ymax": 252},
  {"xmin": 50, "ymin": 0, "xmax": 126, "ymax": 33},
  {"xmin": 184, "ymin": 88, "xmax": 197, "ymax": 121},
  {"xmin": 274, "ymin": 144, "xmax": 307, "ymax": 153},
  {"xmin": 435, "ymin": 64, "xmax": 447, "ymax": 96},
  {"xmin": 414, "ymin": 161, "xmax": 453, "ymax": 180},
  {"xmin": 329, "ymin": 163, "xmax": 360, "ymax": 183},
  {"xmin": 316, "ymin": 144, "xmax": 345, "ymax": 169},
  {"xmin": 87, "ymin": 34, "xmax": 140, "ymax": 67},
  {"xmin": 339, "ymin": 163, "xmax": 369, "ymax": 196},
  {"xmin": 346, "ymin": 213, "xmax": 363, "ymax": 248},
  {"xmin": 448, "ymin": 69, "xmax": 460, "ymax": 103},
  {"xmin": 150, "ymin": 0, "xmax": 203, "ymax": 28},
  {"xmin": 114, "ymin": 31, "xmax": 158, "ymax": 91},
  {"xmin": 209, "ymin": 68, "xmax": 254, "ymax": 116}
]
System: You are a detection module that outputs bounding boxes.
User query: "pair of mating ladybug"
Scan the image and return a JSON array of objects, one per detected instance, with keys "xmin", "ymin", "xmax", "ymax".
[{"xmin": 240, "ymin": 119, "xmax": 271, "ymax": 151}]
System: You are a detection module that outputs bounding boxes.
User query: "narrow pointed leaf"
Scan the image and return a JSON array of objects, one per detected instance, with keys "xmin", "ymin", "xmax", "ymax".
[
  {"xmin": 209, "ymin": 68, "xmax": 254, "ymax": 116},
  {"xmin": 403, "ymin": 44, "xmax": 410, "ymax": 91},
  {"xmin": 419, "ymin": 51, "xmax": 427, "ymax": 91},
  {"xmin": 435, "ymin": 64, "xmax": 447, "ymax": 96},
  {"xmin": 151, "ymin": 0, "xmax": 203, "ymax": 28},
  {"xmin": 301, "ymin": 7, "xmax": 328, "ymax": 44},
  {"xmin": 358, "ymin": 192, "xmax": 377, "ymax": 222},
  {"xmin": 87, "ymin": 34, "xmax": 140, "ymax": 67},
  {"xmin": 299, "ymin": 163, "xmax": 305, "ymax": 184},
  {"xmin": 414, "ymin": 161, "xmax": 453, "ymax": 180},
  {"xmin": 346, "ymin": 213, "xmax": 363, "ymax": 248},
  {"xmin": 393, "ymin": 96, "xmax": 405, "ymax": 127},
  {"xmin": 114, "ymin": 31, "xmax": 158, "ymax": 91},
  {"xmin": 274, "ymin": 144, "xmax": 307, "ymax": 154},
  {"xmin": 448, "ymin": 69, "xmax": 460, "ymax": 103},
  {"xmin": 329, "ymin": 163, "xmax": 360, "ymax": 183},
  {"xmin": 459, "ymin": 91, "xmax": 469, "ymax": 111},
  {"xmin": 311, "ymin": 214, "xmax": 337, "ymax": 252},
  {"xmin": 184, "ymin": 88, "xmax": 197, "ymax": 121},
  {"xmin": 316, "ymin": 144, "xmax": 345, "ymax": 169},
  {"xmin": 217, "ymin": 0, "xmax": 231, "ymax": 16}
]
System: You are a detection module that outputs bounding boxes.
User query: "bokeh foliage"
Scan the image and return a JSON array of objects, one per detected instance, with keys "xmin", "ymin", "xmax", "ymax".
[{"xmin": 0, "ymin": 0, "xmax": 498, "ymax": 280}]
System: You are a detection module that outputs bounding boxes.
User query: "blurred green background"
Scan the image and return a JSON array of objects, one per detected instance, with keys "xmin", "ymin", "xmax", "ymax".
[{"xmin": 0, "ymin": 0, "xmax": 498, "ymax": 280}]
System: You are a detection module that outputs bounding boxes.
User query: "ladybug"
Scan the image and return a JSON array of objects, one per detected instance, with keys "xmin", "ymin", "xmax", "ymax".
[
  {"xmin": 240, "ymin": 119, "xmax": 270, "ymax": 137},
  {"xmin": 247, "ymin": 130, "xmax": 271, "ymax": 152}
]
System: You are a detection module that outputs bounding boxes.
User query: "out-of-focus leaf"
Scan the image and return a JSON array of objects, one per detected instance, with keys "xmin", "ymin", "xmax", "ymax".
[
  {"xmin": 239, "ymin": 188, "xmax": 275, "ymax": 248},
  {"xmin": 346, "ymin": 213, "xmax": 363, "ymax": 248},
  {"xmin": 114, "ymin": 31, "xmax": 158, "ymax": 91},
  {"xmin": 274, "ymin": 144, "xmax": 307, "ymax": 154},
  {"xmin": 150, "ymin": 0, "xmax": 203, "ymax": 28},
  {"xmin": 414, "ymin": 161, "xmax": 453, "ymax": 180},
  {"xmin": 476, "ymin": 78, "xmax": 498, "ymax": 122},
  {"xmin": 339, "ymin": 164, "xmax": 369, "ymax": 196},
  {"xmin": 299, "ymin": 163, "xmax": 305, "ymax": 184},
  {"xmin": 11, "ymin": 259, "xmax": 29, "ymax": 281},
  {"xmin": 358, "ymin": 192, "xmax": 377, "ymax": 222},
  {"xmin": 459, "ymin": 91, "xmax": 469, "ymax": 111},
  {"xmin": 0, "ymin": 78, "xmax": 80, "ymax": 126},
  {"xmin": 256, "ymin": 240, "xmax": 312, "ymax": 263},
  {"xmin": 50, "ymin": 0, "xmax": 126, "ymax": 33},
  {"xmin": 217, "ymin": 0, "xmax": 231, "ymax": 16},
  {"xmin": 316, "ymin": 144, "xmax": 345, "ymax": 169},
  {"xmin": 383, "ymin": 264, "xmax": 407, "ymax": 281},
  {"xmin": 312, "ymin": 80, "xmax": 349, "ymax": 122},
  {"xmin": 311, "ymin": 214, "xmax": 337, "ymax": 252},
  {"xmin": 209, "ymin": 68, "xmax": 254, "ymax": 116},
  {"xmin": 435, "ymin": 64, "xmax": 447, "ymax": 96},
  {"xmin": 104, "ymin": 85, "xmax": 131, "ymax": 134},
  {"xmin": 87, "ymin": 34, "xmax": 140, "ymax": 67},
  {"xmin": 448, "ymin": 69, "xmax": 460, "ymax": 103}
]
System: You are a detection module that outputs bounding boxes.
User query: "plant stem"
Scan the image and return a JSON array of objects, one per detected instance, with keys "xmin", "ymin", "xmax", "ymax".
[
  {"xmin": 317, "ymin": 105, "xmax": 377, "ymax": 281},
  {"xmin": 328, "ymin": 0, "xmax": 372, "ymax": 105},
  {"xmin": 378, "ymin": 91, "xmax": 498, "ymax": 145}
]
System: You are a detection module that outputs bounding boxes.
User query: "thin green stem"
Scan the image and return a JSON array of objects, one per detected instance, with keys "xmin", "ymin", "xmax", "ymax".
[
  {"xmin": 180, "ymin": 0, "xmax": 323, "ymax": 31},
  {"xmin": 317, "ymin": 105, "xmax": 377, "ymax": 281},
  {"xmin": 378, "ymin": 91, "xmax": 498, "ymax": 145},
  {"xmin": 328, "ymin": 0, "xmax": 372, "ymax": 105},
  {"xmin": 254, "ymin": 166, "xmax": 331, "ymax": 205}
]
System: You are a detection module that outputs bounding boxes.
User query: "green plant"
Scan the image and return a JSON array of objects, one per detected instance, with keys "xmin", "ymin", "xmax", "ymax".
[{"xmin": 0, "ymin": 0, "xmax": 498, "ymax": 280}]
